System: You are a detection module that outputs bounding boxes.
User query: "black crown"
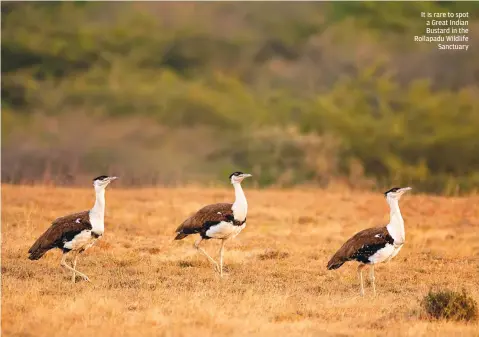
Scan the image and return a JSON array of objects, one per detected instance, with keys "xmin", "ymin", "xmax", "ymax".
[
  {"xmin": 384, "ymin": 187, "xmax": 401, "ymax": 196},
  {"xmin": 229, "ymin": 171, "xmax": 244, "ymax": 179},
  {"xmin": 93, "ymin": 175, "xmax": 109, "ymax": 181}
]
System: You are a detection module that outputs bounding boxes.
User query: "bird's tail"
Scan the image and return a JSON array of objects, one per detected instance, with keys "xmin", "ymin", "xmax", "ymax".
[
  {"xmin": 174, "ymin": 232, "xmax": 188, "ymax": 240},
  {"xmin": 28, "ymin": 250, "xmax": 48, "ymax": 260},
  {"xmin": 28, "ymin": 245, "xmax": 49, "ymax": 260},
  {"xmin": 28, "ymin": 235, "xmax": 51, "ymax": 260},
  {"xmin": 174, "ymin": 219, "xmax": 190, "ymax": 240},
  {"xmin": 326, "ymin": 255, "xmax": 345, "ymax": 270}
]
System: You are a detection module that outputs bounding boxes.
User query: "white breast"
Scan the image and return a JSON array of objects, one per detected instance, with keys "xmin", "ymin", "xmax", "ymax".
[
  {"xmin": 389, "ymin": 244, "xmax": 403, "ymax": 260},
  {"xmin": 89, "ymin": 211, "xmax": 104, "ymax": 233},
  {"xmin": 233, "ymin": 209, "xmax": 247, "ymax": 222},
  {"xmin": 368, "ymin": 244, "xmax": 395, "ymax": 264},
  {"xmin": 205, "ymin": 221, "xmax": 246, "ymax": 240},
  {"xmin": 63, "ymin": 230, "xmax": 99, "ymax": 251},
  {"xmin": 232, "ymin": 201, "xmax": 247, "ymax": 222}
]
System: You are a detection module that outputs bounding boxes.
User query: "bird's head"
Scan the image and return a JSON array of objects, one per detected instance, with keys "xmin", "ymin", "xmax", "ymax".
[
  {"xmin": 93, "ymin": 175, "xmax": 118, "ymax": 190},
  {"xmin": 229, "ymin": 171, "xmax": 252, "ymax": 184},
  {"xmin": 384, "ymin": 186, "xmax": 412, "ymax": 201}
]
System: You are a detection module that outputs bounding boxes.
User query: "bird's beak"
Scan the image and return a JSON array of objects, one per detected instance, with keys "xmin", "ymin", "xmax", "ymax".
[
  {"xmin": 241, "ymin": 173, "xmax": 252, "ymax": 178},
  {"xmin": 399, "ymin": 187, "xmax": 412, "ymax": 193},
  {"xmin": 109, "ymin": 176, "xmax": 118, "ymax": 181}
]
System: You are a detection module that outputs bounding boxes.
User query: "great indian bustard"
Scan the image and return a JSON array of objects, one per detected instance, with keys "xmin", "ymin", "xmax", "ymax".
[
  {"xmin": 327, "ymin": 187, "xmax": 411, "ymax": 296},
  {"xmin": 28, "ymin": 175, "xmax": 117, "ymax": 282},
  {"xmin": 174, "ymin": 171, "xmax": 252, "ymax": 277}
]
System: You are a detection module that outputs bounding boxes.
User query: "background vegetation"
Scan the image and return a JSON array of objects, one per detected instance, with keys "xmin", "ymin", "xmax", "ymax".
[
  {"xmin": 421, "ymin": 289, "xmax": 477, "ymax": 322},
  {"xmin": 2, "ymin": 2, "xmax": 479, "ymax": 193}
]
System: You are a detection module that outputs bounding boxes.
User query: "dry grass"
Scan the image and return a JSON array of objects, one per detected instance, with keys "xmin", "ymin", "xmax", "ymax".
[{"xmin": 2, "ymin": 184, "xmax": 479, "ymax": 337}]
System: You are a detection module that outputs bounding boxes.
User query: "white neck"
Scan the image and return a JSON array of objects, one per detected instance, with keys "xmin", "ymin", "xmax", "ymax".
[
  {"xmin": 90, "ymin": 188, "xmax": 106, "ymax": 232},
  {"xmin": 386, "ymin": 197, "xmax": 405, "ymax": 244},
  {"xmin": 231, "ymin": 182, "xmax": 248, "ymax": 222}
]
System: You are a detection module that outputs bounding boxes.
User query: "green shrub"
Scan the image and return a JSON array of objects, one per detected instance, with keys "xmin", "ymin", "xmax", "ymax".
[
  {"xmin": 421, "ymin": 289, "xmax": 478, "ymax": 322},
  {"xmin": 2, "ymin": 2, "xmax": 479, "ymax": 193}
]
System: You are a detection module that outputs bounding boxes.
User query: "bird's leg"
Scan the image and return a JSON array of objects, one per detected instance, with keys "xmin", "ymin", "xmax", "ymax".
[
  {"xmin": 357, "ymin": 264, "xmax": 366, "ymax": 297},
  {"xmin": 370, "ymin": 265, "xmax": 376, "ymax": 297},
  {"xmin": 194, "ymin": 238, "xmax": 220, "ymax": 273},
  {"xmin": 61, "ymin": 253, "xmax": 90, "ymax": 282},
  {"xmin": 219, "ymin": 240, "xmax": 225, "ymax": 277},
  {"xmin": 71, "ymin": 252, "xmax": 78, "ymax": 283}
]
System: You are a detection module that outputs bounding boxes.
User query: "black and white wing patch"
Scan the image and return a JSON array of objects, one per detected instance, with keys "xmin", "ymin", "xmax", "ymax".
[
  {"xmin": 327, "ymin": 227, "xmax": 394, "ymax": 269},
  {"xmin": 28, "ymin": 211, "xmax": 92, "ymax": 259}
]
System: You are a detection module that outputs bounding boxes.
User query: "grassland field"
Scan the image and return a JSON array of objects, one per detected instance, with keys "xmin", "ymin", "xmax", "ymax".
[{"xmin": 2, "ymin": 184, "xmax": 479, "ymax": 337}]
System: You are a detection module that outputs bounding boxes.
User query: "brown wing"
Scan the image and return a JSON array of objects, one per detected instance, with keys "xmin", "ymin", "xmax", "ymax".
[
  {"xmin": 28, "ymin": 211, "xmax": 92, "ymax": 260},
  {"xmin": 327, "ymin": 227, "xmax": 392, "ymax": 270},
  {"xmin": 174, "ymin": 203, "xmax": 233, "ymax": 239}
]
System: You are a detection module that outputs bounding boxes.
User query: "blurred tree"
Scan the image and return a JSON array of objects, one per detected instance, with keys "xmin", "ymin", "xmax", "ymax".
[{"xmin": 1, "ymin": 2, "xmax": 478, "ymax": 193}]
